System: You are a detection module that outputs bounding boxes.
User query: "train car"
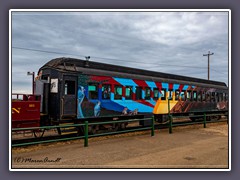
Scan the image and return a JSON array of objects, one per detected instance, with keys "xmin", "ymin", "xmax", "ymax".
[
  {"xmin": 34, "ymin": 57, "xmax": 228, "ymax": 129},
  {"xmin": 11, "ymin": 94, "xmax": 44, "ymax": 137}
]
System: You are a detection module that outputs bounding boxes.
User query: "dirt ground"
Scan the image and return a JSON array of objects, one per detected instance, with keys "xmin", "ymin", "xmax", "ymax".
[{"xmin": 11, "ymin": 122, "xmax": 229, "ymax": 170}]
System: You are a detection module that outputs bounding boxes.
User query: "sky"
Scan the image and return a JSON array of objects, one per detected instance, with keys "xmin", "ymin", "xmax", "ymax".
[{"xmin": 11, "ymin": 10, "xmax": 230, "ymax": 94}]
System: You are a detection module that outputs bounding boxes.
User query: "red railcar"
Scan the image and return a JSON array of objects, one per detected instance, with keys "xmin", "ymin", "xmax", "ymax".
[{"xmin": 12, "ymin": 94, "xmax": 41, "ymax": 129}]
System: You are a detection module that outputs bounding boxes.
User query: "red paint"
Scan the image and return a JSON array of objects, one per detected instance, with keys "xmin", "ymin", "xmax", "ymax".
[
  {"xmin": 150, "ymin": 89, "xmax": 153, "ymax": 98},
  {"xmin": 155, "ymin": 82, "xmax": 162, "ymax": 90},
  {"xmin": 90, "ymin": 75, "xmax": 121, "ymax": 85},
  {"xmin": 179, "ymin": 84, "xmax": 184, "ymax": 92},
  {"xmin": 122, "ymin": 86, "xmax": 126, "ymax": 97},
  {"xmin": 133, "ymin": 79, "xmax": 148, "ymax": 87},
  {"xmin": 136, "ymin": 100, "xmax": 155, "ymax": 108},
  {"xmin": 130, "ymin": 91, "xmax": 154, "ymax": 107},
  {"xmin": 12, "ymin": 94, "xmax": 41, "ymax": 128},
  {"xmin": 111, "ymin": 84, "xmax": 114, "ymax": 93}
]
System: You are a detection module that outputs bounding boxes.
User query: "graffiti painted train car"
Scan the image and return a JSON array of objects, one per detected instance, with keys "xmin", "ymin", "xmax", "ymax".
[{"xmin": 34, "ymin": 57, "xmax": 228, "ymax": 127}]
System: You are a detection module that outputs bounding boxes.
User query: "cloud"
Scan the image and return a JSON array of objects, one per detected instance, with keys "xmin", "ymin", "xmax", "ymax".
[{"xmin": 11, "ymin": 10, "xmax": 229, "ymax": 93}]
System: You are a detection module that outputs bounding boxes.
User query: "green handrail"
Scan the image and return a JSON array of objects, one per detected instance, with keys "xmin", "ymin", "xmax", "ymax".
[
  {"xmin": 84, "ymin": 121, "xmax": 88, "ymax": 147},
  {"xmin": 167, "ymin": 112, "xmax": 227, "ymax": 134},
  {"xmin": 12, "ymin": 116, "xmax": 154, "ymax": 147}
]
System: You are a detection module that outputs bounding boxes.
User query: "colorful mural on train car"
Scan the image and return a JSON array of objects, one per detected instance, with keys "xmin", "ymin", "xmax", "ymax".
[{"xmin": 76, "ymin": 74, "xmax": 228, "ymax": 119}]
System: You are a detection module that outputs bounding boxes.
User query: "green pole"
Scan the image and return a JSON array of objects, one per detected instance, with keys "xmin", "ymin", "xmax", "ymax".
[
  {"xmin": 151, "ymin": 116, "xmax": 155, "ymax": 136},
  {"xmin": 168, "ymin": 98, "xmax": 173, "ymax": 134},
  {"xmin": 169, "ymin": 115, "xmax": 173, "ymax": 134},
  {"xmin": 168, "ymin": 98, "xmax": 170, "ymax": 116},
  {"xmin": 84, "ymin": 121, "xmax": 89, "ymax": 147},
  {"xmin": 203, "ymin": 113, "xmax": 206, "ymax": 128}
]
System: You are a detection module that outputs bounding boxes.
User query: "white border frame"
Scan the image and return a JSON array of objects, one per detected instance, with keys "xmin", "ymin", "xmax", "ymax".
[{"xmin": 9, "ymin": 9, "xmax": 231, "ymax": 171}]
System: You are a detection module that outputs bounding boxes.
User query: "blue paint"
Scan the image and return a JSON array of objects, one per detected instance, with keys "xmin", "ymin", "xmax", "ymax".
[
  {"xmin": 110, "ymin": 92, "xmax": 114, "ymax": 100},
  {"xmin": 182, "ymin": 85, "xmax": 189, "ymax": 91},
  {"xmin": 77, "ymin": 85, "xmax": 85, "ymax": 118},
  {"xmin": 148, "ymin": 99, "xmax": 156, "ymax": 106},
  {"xmin": 78, "ymin": 75, "xmax": 199, "ymax": 117},
  {"xmin": 100, "ymin": 100, "xmax": 126, "ymax": 112},
  {"xmin": 145, "ymin": 81, "xmax": 157, "ymax": 88},
  {"xmin": 132, "ymin": 87, "xmax": 136, "ymax": 93},
  {"xmin": 94, "ymin": 98, "xmax": 155, "ymax": 113},
  {"xmin": 113, "ymin": 77, "xmax": 138, "ymax": 87},
  {"xmin": 162, "ymin": 82, "xmax": 168, "ymax": 90},
  {"xmin": 116, "ymin": 100, "xmax": 154, "ymax": 112},
  {"xmin": 173, "ymin": 84, "xmax": 180, "ymax": 90},
  {"xmin": 84, "ymin": 86, "xmax": 88, "ymax": 98},
  {"xmin": 94, "ymin": 101, "xmax": 101, "ymax": 117},
  {"xmin": 98, "ymin": 87, "xmax": 102, "ymax": 101},
  {"xmin": 142, "ymin": 89, "xmax": 145, "ymax": 99}
]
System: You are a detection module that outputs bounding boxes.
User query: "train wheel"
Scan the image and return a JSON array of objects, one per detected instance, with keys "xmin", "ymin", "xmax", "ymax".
[{"xmin": 33, "ymin": 129, "xmax": 45, "ymax": 138}]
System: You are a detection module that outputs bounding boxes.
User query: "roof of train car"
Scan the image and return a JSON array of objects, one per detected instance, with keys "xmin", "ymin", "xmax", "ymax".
[{"xmin": 39, "ymin": 57, "xmax": 228, "ymax": 88}]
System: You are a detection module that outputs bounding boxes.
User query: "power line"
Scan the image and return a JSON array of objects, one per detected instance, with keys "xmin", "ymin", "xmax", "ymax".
[
  {"xmin": 211, "ymin": 68, "xmax": 228, "ymax": 75},
  {"xmin": 12, "ymin": 46, "xmax": 84, "ymax": 57},
  {"xmin": 13, "ymin": 46, "xmax": 208, "ymax": 70}
]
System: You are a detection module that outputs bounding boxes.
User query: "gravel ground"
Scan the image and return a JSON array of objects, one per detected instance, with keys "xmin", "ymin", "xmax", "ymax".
[{"xmin": 11, "ymin": 122, "xmax": 229, "ymax": 170}]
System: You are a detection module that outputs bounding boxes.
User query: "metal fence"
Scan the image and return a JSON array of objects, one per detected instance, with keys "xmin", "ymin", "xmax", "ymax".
[
  {"xmin": 12, "ymin": 117, "xmax": 155, "ymax": 147},
  {"xmin": 167, "ymin": 113, "xmax": 228, "ymax": 134},
  {"xmin": 12, "ymin": 99, "xmax": 228, "ymax": 147},
  {"xmin": 166, "ymin": 98, "xmax": 228, "ymax": 134}
]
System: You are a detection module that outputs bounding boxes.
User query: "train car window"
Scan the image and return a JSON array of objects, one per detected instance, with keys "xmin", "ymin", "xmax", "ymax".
[
  {"xmin": 136, "ymin": 87, "xmax": 143, "ymax": 100},
  {"xmin": 41, "ymin": 75, "xmax": 49, "ymax": 80},
  {"xmin": 224, "ymin": 93, "xmax": 228, "ymax": 102},
  {"xmin": 197, "ymin": 91, "xmax": 202, "ymax": 102},
  {"xmin": 102, "ymin": 84, "xmax": 111, "ymax": 100},
  {"xmin": 125, "ymin": 86, "xmax": 133, "ymax": 100},
  {"xmin": 145, "ymin": 87, "xmax": 151, "ymax": 100},
  {"xmin": 153, "ymin": 88, "xmax": 159, "ymax": 100},
  {"xmin": 114, "ymin": 85, "xmax": 123, "ymax": 100},
  {"xmin": 168, "ymin": 90, "xmax": 173, "ymax": 100},
  {"xmin": 180, "ymin": 91, "xmax": 186, "ymax": 101},
  {"xmin": 202, "ymin": 92, "xmax": 206, "ymax": 101},
  {"xmin": 223, "ymin": 93, "xmax": 226, "ymax": 102},
  {"xmin": 175, "ymin": 90, "xmax": 180, "ymax": 100},
  {"xmin": 88, "ymin": 84, "xmax": 98, "ymax": 99},
  {"xmin": 215, "ymin": 92, "xmax": 219, "ymax": 102},
  {"xmin": 206, "ymin": 92, "xmax": 211, "ymax": 102},
  {"xmin": 161, "ymin": 89, "xmax": 166, "ymax": 100},
  {"xmin": 219, "ymin": 93, "xmax": 223, "ymax": 102},
  {"xmin": 186, "ymin": 91, "xmax": 192, "ymax": 101},
  {"xmin": 64, "ymin": 80, "xmax": 75, "ymax": 95},
  {"xmin": 211, "ymin": 92, "xmax": 216, "ymax": 102},
  {"xmin": 193, "ymin": 91, "xmax": 197, "ymax": 101}
]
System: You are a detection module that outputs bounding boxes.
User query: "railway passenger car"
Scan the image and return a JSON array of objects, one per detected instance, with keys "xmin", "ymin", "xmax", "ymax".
[{"xmin": 35, "ymin": 57, "xmax": 228, "ymax": 127}]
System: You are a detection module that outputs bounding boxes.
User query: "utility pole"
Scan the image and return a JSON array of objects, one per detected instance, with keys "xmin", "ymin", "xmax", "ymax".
[{"xmin": 203, "ymin": 51, "xmax": 214, "ymax": 80}]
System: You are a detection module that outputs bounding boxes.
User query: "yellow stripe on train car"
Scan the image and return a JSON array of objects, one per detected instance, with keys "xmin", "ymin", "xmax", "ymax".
[{"xmin": 153, "ymin": 91, "xmax": 178, "ymax": 114}]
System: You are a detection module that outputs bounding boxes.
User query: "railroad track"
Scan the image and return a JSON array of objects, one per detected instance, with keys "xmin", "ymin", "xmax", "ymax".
[{"xmin": 11, "ymin": 117, "xmax": 228, "ymax": 147}]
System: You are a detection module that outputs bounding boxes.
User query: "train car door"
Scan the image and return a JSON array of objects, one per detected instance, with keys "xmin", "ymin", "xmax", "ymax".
[{"xmin": 61, "ymin": 75, "xmax": 77, "ymax": 117}]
